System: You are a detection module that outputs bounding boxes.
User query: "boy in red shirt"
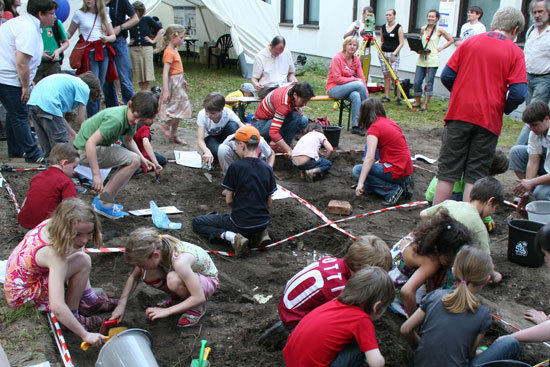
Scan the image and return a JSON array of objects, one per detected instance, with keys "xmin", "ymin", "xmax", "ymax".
[
  {"xmin": 133, "ymin": 123, "xmax": 166, "ymax": 173},
  {"xmin": 283, "ymin": 266, "xmax": 394, "ymax": 367},
  {"xmin": 18, "ymin": 143, "xmax": 79, "ymax": 229}
]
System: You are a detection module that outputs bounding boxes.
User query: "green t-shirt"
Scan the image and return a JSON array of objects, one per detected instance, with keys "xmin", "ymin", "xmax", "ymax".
[
  {"xmin": 423, "ymin": 200, "xmax": 490, "ymax": 254},
  {"xmin": 74, "ymin": 106, "xmax": 137, "ymax": 150},
  {"xmin": 425, "ymin": 176, "xmax": 466, "ymax": 202},
  {"xmin": 41, "ymin": 20, "xmax": 67, "ymax": 61}
]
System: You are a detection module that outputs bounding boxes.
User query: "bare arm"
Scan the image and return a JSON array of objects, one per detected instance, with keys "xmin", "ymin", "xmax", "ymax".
[
  {"xmin": 161, "ymin": 61, "xmax": 171, "ymax": 102},
  {"xmin": 400, "ymin": 259, "xmax": 439, "ymax": 316},
  {"xmin": 123, "ymin": 134, "xmax": 155, "ymax": 171},
  {"xmin": 196, "ymin": 125, "xmax": 213, "ymax": 165},
  {"xmin": 141, "ymin": 137, "xmax": 160, "ymax": 168},
  {"xmin": 287, "ymin": 72, "xmax": 298, "ymax": 84},
  {"xmin": 114, "ymin": 13, "xmax": 139, "ymax": 36},
  {"xmin": 365, "ymin": 349, "xmax": 385, "ymax": 367},
  {"xmin": 469, "ymin": 333, "xmax": 485, "ymax": 359},
  {"xmin": 110, "ymin": 266, "xmax": 143, "ymax": 321},
  {"xmin": 66, "ymin": 21, "xmax": 78, "ymax": 39},
  {"xmin": 400, "ymin": 307, "xmax": 426, "ymax": 349},
  {"xmin": 266, "ymin": 149, "xmax": 275, "ymax": 167},
  {"xmin": 52, "ymin": 38, "xmax": 70, "ymax": 61},
  {"xmin": 394, "ymin": 26, "xmax": 405, "ymax": 55},
  {"xmin": 508, "ymin": 319, "xmax": 550, "ymax": 343},
  {"xmin": 84, "ymin": 130, "xmax": 105, "ymax": 192},
  {"xmin": 322, "ymin": 139, "xmax": 334, "ymax": 158},
  {"xmin": 100, "ymin": 18, "xmax": 116, "ymax": 43},
  {"xmin": 15, "ymin": 51, "xmax": 31, "ymax": 103},
  {"xmin": 437, "ymin": 27, "xmax": 454, "ymax": 53},
  {"xmin": 225, "ymin": 190, "xmax": 234, "ymax": 206},
  {"xmin": 251, "ymin": 76, "xmax": 263, "ymax": 91}
]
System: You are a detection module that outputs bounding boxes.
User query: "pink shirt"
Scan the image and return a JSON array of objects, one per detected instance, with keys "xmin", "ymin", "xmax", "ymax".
[
  {"xmin": 326, "ymin": 51, "xmax": 367, "ymax": 92},
  {"xmin": 291, "ymin": 131, "xmax": 326, "ymax": 160}
]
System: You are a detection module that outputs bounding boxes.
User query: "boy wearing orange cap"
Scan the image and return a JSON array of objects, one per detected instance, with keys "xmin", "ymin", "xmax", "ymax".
[{"xmin": 192, "ymin": 125, "xmax": 277, "ymax": 256}]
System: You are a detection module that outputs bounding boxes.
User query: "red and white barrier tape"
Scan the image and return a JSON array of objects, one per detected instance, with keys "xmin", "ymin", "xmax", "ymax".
[
  {"xmin": 84, "ymin": 247, "xmax": 125, "ymax": 253},
  {"xmin": 277, "ymin": 185, "xmax": 357, "ymax": 240},
  {"xmin": 0, "ymin": 172, "xmax": 20, "ymax": 214},
  {"xmin": 492, "ymin": 314, "xmax": 550, "ymax": 349},
  {"xmin": 47, "ymin": 313, "xmax": 74, "ymax": 367},
  {"xmin": 0, "ymin": 166, "xmax": 47, "ymax": 172}
]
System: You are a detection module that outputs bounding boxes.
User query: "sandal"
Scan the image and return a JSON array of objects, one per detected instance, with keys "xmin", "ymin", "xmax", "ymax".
[
  {"xmin": 177, "ymin": 304, "xmax": 206, "ymax": 327},
  {"xmin": 169, "ymin": 136, "xmax": 188, "ymax": 145}
]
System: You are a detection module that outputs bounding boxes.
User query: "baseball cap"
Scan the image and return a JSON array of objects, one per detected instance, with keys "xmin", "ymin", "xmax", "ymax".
[
  {"xmin": 232, "ymin": 124, "xmax": 260, "ymax": 143},
  {"xmin": 240, "ymin": 83, "xmax": 255, "ymax": 97}
]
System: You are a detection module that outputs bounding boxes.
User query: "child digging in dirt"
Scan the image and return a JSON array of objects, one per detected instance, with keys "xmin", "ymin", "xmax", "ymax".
[
  {"xmin": 400, "ymin": 245, "xmax": 516, "ymax": 366},
  {"xmin": 133, "ymin": 121, "xmax": 166, "ymax": 174},
  {"xmin": 192, "ymin": 125, "xmax": 277, "ymax": 257},
  {"xmin": 259, "ymin": 235, "xmax": 392, "ymax": 348},
  {"xmin": 389, "ymin": 208, "xmax": 473, "ymax": 317},
  {"xmin": 421, "ymin": 177, "xmax": 504, "ymax": 284},
  {"xmin": 283, "ymin": 266, "xmax": 394, "ymax": 367},
  {"xmin": 5, "ymin": 198, "xmax": 117, "ymax": 347},
  {"xmin": 291, "ymin": 122, "xmax": 334, "ymax": 181},
  {"xmin": 158, "ymin": 24, "xmax": 192, "ymax": 145},
  {"xmin": 110, "ymin": 227, "xmax": 219, "ymax": 327},
  {"xmin": 18, "ymin": 143, "xmax": 80, "ymax": 229}
]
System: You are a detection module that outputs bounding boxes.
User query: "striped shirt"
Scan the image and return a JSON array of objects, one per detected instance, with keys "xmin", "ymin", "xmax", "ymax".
[{"xmin": 254, "ymin": 84, "xmax": 294, "ymax": 142}]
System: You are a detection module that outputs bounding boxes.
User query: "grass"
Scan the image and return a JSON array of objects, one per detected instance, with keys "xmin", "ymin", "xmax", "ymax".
[{"xmin": 144, "ymin": 57, "xmax": 522, "ymax": 150}]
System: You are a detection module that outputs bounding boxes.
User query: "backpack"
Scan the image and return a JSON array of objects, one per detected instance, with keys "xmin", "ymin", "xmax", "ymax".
[{"xmin": 51, "ymin": 20, "xmax": 65, "ymax": 62}]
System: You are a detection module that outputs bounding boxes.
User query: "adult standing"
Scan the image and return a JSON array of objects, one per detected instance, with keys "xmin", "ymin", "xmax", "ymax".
[
  {"xmin": 128, "ymin": 1, "xmax": 163, "ymax": 91},
  {"xmin": 67, "ymin": 0, "xmax": 116, "ymax": 117},
  {"xmin": 379, "ymin": 9, "xmax": 405, "ymax": 104},
  {"xmin": 103, "ymin": 0, "xmax": 138, "ymax": 107},
  {"xmin": 326, "ymin": 36, "xmax": 368, "ymax": 136},
  {"xmin": 454, "ymin": 6, "xmax": 486, "ymax": 47},
  {"xmin": 0, "ymin": 0, "xmax": 57, "ymax": 163},
  {"xmin": 412, "ymin": 10, "xmax": 454, "ymax": 111},
  {"xmin": 253, "ymin": 82, "xmax": 313, "ymax": 154},
  {"xmin": 251, "ymin": 36, "xmax": 297, "ymax": 99},
  {"xmin": 515, "ymin": 0, "xmax": 550, "ymax": 146},
  {"xmin": 433, "ymin": 7, "xmax": 527, "ymax": 205}
]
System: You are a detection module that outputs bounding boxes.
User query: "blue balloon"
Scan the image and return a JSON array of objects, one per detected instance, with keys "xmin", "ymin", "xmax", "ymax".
[{"xmin": 55, "ymin": 0, "xmax": 70, "ymax": 22}]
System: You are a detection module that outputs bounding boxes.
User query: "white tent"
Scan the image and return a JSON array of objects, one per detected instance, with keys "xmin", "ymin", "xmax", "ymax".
[{"xmin": 60, "ymin": 0, "xmax": 280, "ymax": 78}]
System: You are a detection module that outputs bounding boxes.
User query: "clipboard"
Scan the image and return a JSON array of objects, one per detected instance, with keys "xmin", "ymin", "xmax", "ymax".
[{"xmin": 405, "ymin": 34, "xmax": 425, "ymax": 53}]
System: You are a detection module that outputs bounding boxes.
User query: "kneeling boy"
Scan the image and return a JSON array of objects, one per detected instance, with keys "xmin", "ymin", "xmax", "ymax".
[{"xmin": 192, "ymin": 125, "xmax": 277, "ymax": 256}]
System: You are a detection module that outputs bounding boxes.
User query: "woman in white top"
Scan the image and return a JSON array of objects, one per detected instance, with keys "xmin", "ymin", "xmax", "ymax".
[{"xmin": 67, "ymin": 0, "xmax": 115, "ymax": 117}]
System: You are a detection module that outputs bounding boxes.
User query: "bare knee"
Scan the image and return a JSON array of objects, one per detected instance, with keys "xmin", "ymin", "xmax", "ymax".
[{"xmin": 166, "ymin": 271, "xmax": 188, "ymax": 296}]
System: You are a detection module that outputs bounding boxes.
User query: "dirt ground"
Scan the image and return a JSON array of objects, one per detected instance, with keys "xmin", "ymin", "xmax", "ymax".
[{"xmin": 0, "ymin": 118, "xmax": 549, "ymax": 366}]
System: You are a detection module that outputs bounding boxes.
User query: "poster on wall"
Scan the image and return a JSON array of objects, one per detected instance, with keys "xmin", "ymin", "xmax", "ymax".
[
  {"xmin": 174, "ymin": 6, "xmax": 196, "ymax": 36},
  {"xmin": 439, "ymin": 0, "xmax": 456, "ymax": 33}
]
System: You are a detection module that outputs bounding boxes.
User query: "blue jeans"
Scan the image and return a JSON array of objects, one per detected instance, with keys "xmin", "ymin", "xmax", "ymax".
[
  {"xmin": 191, "ymin": 213, "xmax": 266, "ymax": 241},
  {"xmin": 204, "ymin": 120, "xmax": 240, "ymax": 161},
  {"xmin": 253, "ymin": 111, "xmax": 309, "ymax": 145},
  {"xmin": 414, "ymin": 66, "xmax": 438, "ymax": 96},
  {"xmin": 526, "ymin": 72, "xmax": 550, "ymax": 106},
  {"xmin": 328, "ymin": 81, "xmax": 368, "ymax": 127},
  {"xmin": 103, "ymin": 36, "xmax": 135, "ymax": 107},
  {"xmin": 294, "ymin": 157, "xmax": 333, "ymax": 177},
  {"xmin": 509, "ymin": 144, "xmax": 550, "ymax": 200},
  {"xmin": 0, "ymin": 83, "xmax": 43, "ymax": 159},
  {"xmin": 87, "ymin": 48, "xmax": 110, "ymax": 117},
  {"xmin": 353, "ymin": 162, "xmax": 405, "ymax": 200},
  {"xmin": 469, "ymin": 336, "xmax": 521, "ymax": 366},
  {"xmin": 329, "ymin": 342, "xmax": 365, "ymax": 367}
]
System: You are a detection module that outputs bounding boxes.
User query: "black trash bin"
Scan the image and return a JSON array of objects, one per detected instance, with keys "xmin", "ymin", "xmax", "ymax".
[
  {"xmin": 507, "ymin": 219, "xmax": 544, "ymax": 267},
  {"xmin": 322, "ymin": 126, "xmax": 342, "ymax": 148}
]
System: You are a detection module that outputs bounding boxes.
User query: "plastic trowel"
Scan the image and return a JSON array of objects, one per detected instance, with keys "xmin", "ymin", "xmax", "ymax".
[
  {"xmin": 190, "ymin": 340, "xmax": 209, "ymax": 367},
  {"xmin": 80, "ymin": 326, "xmax": 127, "ymax": 350}
]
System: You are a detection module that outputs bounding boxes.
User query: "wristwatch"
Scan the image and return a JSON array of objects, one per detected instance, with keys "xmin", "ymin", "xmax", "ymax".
[{"xmin": 120, "ymin": 24, "xmax": 125, "ymax": 32}]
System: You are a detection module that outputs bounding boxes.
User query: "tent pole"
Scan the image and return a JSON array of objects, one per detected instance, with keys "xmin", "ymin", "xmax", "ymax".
[{"xmin": 198, "ymin": 7, "xmax": 211, "ymax": 40}]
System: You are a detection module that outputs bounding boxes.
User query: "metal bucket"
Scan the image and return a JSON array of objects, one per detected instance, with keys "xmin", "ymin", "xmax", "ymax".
[
  {"xmin": 525, "ymin": 200, "xmax": 550, "ymax": 224},
  {"xmin": 96, "ymin": 328, "xmax": 158, "ymax": 367}
]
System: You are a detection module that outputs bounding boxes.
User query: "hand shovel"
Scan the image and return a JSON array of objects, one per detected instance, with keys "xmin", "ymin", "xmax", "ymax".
[
  {"xmin": 203, "ymin": 172, "xmax": 213, "ymax": 183},
  {"xmin": 190, "ymin": 340, "xmax": 208, "ymax": 367},
  {"xmin": 80, "ymin": 326, "xmax": 128, "ymax": 350}
]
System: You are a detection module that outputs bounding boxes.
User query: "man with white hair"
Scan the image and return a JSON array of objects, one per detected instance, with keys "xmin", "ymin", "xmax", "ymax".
[{"xmin": 432, "ymin": 7, "xmax": 527, "ymax": 205}]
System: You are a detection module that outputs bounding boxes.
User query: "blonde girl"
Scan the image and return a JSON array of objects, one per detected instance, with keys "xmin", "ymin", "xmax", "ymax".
[
  {"xmin": 110, "ymin": 227, "xmax": 218, "ymax": 327},
  {"xmin": 388, "ymin": 208, "xmax": 473, "ymax": 316},
  {"xmin": 400, "ymin": 246, "xmax": 517, "ymax": 366},
  {"xmin": 157, "ymin": 24, "xmax": 192, "ymax": 145},
  {"xmin": 4, "ymin": 198, "xmax": 117, "ymax": 347}
]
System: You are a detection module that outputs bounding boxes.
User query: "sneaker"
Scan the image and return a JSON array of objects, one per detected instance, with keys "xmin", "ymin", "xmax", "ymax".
[
  {"xmin": 258, "ymin": 321, "xmax": 290, "ymax": 349},
  {"xmin": 24, "ymin": 153, "xmax": 45, "ymax": 164},
  {"xmin": 79, "ymin": 294, "xmax": 119, "ymax": 317},
  {"xmin": 250, "ymin": 229, "xmax": 271, "ymax": 248},
  {"xmin": 232, "ymin": 234, "xmax": 250, "ymax": 257},
  {"xmin": 380, "ymin": 97, "xmax": 391, "ymax": 103},
  {"xmin": 177, "ymin": 304, "xmax": 206, "ymax": 327},
  {"xmin": 403, "ymin": 176, "xmax": 415, "ymax": 200},
  {"xmin": 76, "ymin": 314, "xmax": 103, "ymax": 331},
  {"xmin": 382, "ymin": 186, "xmax": 404, "ymax": 206},
  {"xmin": 305, "ymin": 169, "xmax": 316, "ymax": 182},
  {"xmin": 351, "ymin": 126, "xmax": 366, "ymax": 136},
  {"xmin": 92, "ymin": 197, "xmax": 128, "ymax": 220}
]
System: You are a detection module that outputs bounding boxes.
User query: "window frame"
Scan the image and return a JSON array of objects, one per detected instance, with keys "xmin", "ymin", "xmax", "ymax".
[
  {"xmin": 303, "ymin": 0, "xmax": 319, "ymax": 26},
  {"xmin": 408, "ymin": 0, "xmax": 421, "ymax": 33},
  {"xmin": 280, "ymin": 0, "xmax": 293, "ymax": 25}
]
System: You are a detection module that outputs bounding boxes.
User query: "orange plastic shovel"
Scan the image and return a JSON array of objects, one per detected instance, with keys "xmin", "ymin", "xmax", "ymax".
[{"xmin": 80, "ymin": 327, "xmax": 127, "ymax": 350}]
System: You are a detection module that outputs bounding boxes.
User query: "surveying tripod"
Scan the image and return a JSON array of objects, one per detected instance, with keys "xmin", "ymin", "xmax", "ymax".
[{"xmin": 358, "ymin": 34, "xmax": 414, "ymax": 110}]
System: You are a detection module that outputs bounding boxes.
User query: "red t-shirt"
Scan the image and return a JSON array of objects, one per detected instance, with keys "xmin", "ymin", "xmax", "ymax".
[
  {"xmin": 445, "ymin": 32, "xmax": 526, "ymax": 136},
  {"xmin": 134, "ymin": 124, "xmax": 151, "ymax": 160},
  {"xmin": 367, "ymin": 116, "xmax": 413, "ymax": 178},
  {"xmin": 254, "ymin": 84, "xmax": 294, "ymax": 143},
  {"xmin": 17, "ymin": 167, "xmax": 77, "ymax": 229},
  {"xmin": 283, "ymin": 299, "xmax": 379, "ymax": 367},
  {"xmin": 278, "ymin": 257, "xmax": 351, "ymax": 330}
]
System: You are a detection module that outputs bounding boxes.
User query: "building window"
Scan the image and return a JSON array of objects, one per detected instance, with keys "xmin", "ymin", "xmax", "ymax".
[
  {"xmin": 370, "ymin": 0, "xmax": 396, "ymax": 28},
  {"xmin": 263, "ymin": 0, "xmax": 271, "ymax": 3},
  {"xmin": 281, "ymin": 0, "xmax": 293, "ymax": 24},
  {"xmin": 456, "ymin": 0, "xmax": 500, "ymax": 37},
  {"xmin": 409, "ymin": 0, "xmax": 441, "ymax": 33},
  {"xmin": 303, "ymin": 0, "xmax": 319, "ymax": 25}
]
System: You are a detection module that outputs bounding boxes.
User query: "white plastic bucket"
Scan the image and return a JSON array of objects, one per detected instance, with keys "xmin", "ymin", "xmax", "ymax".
[
  {"xmin": 525, "ymin": 200, "xmax": 550, "ymax": 224},
  {"xmin": 96, "ymin": 329, "xmax": 158, "ymax": 367}
]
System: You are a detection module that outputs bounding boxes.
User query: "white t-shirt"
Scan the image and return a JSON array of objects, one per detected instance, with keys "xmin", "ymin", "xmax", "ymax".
[
  {"xmin": 71, "ymin": 10, "xmax": 111, "ymax": 42},
  {"xmin": 524, "ymin": 25, "xmax": 550, "ymax": 75},
  {"xmin": 528, "ymin": 129, "xmax": 550, "ymax": 174},
  {"xmin": 291, "ymin": 131, "xmax": 326, "ymax": 161},
  {"xmin": 459, "ymin": 21, "xmax": 486, "ymax": 41},
  {"xmin": 252, "ymin": 47, "xmax": 295, "ymax": 88},
  {"xmin": 0, "ymin": 14, "xmax": 43, "ymax": 86},
  {"xmin": 196, "ymin": 107, "xmax": 240, "ymax": 137}
]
